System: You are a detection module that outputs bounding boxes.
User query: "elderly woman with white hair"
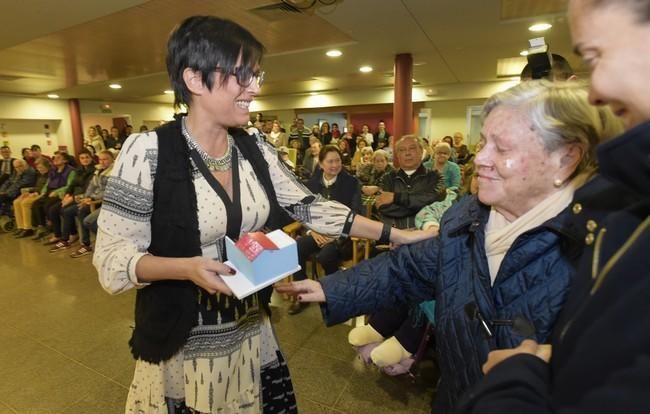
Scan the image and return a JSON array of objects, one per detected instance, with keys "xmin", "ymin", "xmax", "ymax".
[
  {"xmin": 424, "ymin": 142, "xmax": 461, "ymax": 189},
  {"xmin": 277, "ymin": 80, "xmax": 623, "ymax": 413}
]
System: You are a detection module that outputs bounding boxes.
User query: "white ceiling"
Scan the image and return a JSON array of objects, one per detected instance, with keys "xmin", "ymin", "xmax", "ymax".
[{"xmin": 0, "ymin": 0, "xmax": 579, "ymax": 105}]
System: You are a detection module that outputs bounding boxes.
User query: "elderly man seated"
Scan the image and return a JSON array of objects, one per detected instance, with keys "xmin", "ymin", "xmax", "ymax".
[
  {"xmin": 0, "ymin": 159, "xmax": 36, "ymax": 214},
  {"xmin": 363, "ymin": 134, "xmax": 445, "ymax": 229}
]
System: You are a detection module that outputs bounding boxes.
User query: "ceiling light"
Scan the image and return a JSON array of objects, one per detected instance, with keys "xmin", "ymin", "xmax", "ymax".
[
  {"xmin": 326, "ymin": 50, "xmax": 342, "ymax": 57},
  {"xmin": 309, "ymin": 92, "xmax": 318, "ymax": 96},
  {"xmin": 520, "ymin": 50, "xmax": 529, "ymax": 56},
  {"xmin": 109, "ymin": 84, "xmax": 122, "ymax": 89},
  {"xmin": 164, "ymin": 90, "xmax": 174, "ymax": 95},
  {"xmin": 47, "ymin": 94, "xmax": 59, "ymax": 99},
  {"xmin": 359, "ymin": 66, "xmax": 373, "ymax": 73},
  {"xmin": 529, "ymin": 23, "xmax": 552, "ymax": 32}
]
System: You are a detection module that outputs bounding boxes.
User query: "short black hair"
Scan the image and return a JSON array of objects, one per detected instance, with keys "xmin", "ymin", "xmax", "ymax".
[
  {"xmin": 166, "ymin": 16, "xmax": 265, "ymax": 109},
  {"xmin": 0, "ymin": 145, "xmax": 9, "ymax": 150},
  {"xmin": 520, "ymin": 54, "xmax": 574, "ymax": 81},
  {"xmin": 30, "ymin": 144, "xmax": 41, "ymax": 151}
]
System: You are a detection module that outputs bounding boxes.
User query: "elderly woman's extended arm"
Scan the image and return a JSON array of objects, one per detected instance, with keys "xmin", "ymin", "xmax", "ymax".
[{"xmin": 318, "ymin": 236, "xmax": 440, "ymax": 325}]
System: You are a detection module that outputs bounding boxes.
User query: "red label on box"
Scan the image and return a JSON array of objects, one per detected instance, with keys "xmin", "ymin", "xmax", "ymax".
[{"xmin": 235, "ymin": 232, "xmax": 279, "ymax": 261}]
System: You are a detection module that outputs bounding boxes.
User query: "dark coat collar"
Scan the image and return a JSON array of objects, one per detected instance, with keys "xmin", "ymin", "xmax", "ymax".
[{"xmin": 597, "ymin": 120, "xmax": 650, "ymax": 199}]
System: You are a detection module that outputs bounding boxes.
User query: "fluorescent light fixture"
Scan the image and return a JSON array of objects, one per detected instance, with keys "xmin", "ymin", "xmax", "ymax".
[
  {"xmin": 164, "ymin": 90, "xmax": 174, "ymax": 95},
  {"xmin": 359, "ymin": 66, "xmax": 373, "ymax": 73},
  {"xmin": 309, "ymin": 92, "xmax": 318, "ymax": 96},
  {"xmin": 326, "ymin": 50, "xmax": 342, "ymax": 57},
  {"xmin": 109, "ymin": 84, "xmax": 122, "ymax": 89},
  {"xmin": 529, "ymin": 23, "xmax": 552, "ymax": 32},
  {"xmin": 47, "ymin": 94, "xmax": 59, "ymax": 99},
  {"xmin": 520, "ymin": 50, "xmax": 529, "ymax": 56}
]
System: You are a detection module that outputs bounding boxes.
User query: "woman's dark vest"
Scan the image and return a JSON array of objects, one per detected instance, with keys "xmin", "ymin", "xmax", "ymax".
[{"xmin": 129, "ymin": 118, "xmax": 289, "ymax": 363}]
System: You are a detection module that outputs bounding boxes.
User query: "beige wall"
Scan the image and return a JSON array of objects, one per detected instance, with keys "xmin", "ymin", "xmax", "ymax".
[
  {"xmin": 0, "ymin": 95, "xmax": 72, "ymax": 154},
  {"xmin": 423, "ymin": 99, "xmax": 486, "ymax": 143},
  {"xmin": 78, "ymin": 100, "xmax": 176, "ymax": 130}
]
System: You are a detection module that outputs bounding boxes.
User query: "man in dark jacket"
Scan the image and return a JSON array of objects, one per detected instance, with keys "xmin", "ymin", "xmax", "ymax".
[
  {"xmin": 374, "ymin": 134, "xmax": 445, "ymax": 229},
  {"xmin": 0, "ymin": 145, "xmax": 16, "ymax": 187},
  {"xmin": 457, "ymin": 0, "xmax": 650, "ymax": 413},
  {"xmin": 0, "ymin": 159, "xmax": 35, "ymax": 211}
]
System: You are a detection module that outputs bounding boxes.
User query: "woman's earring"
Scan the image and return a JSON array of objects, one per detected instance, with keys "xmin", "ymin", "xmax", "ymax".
[{"xmin": 553, "ymin": 178, "xmax": 564, "ymax": 188}]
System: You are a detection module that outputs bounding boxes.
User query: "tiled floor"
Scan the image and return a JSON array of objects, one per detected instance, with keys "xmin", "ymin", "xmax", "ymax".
[{"xmin": 0, "ymin": 232, "xmax": 437, "ymax": 413}]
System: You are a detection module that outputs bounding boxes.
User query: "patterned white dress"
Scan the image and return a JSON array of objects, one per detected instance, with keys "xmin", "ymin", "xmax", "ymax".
[{"xmin": 94, "ymin": 128, "xmax": 353, "ymax": 413}]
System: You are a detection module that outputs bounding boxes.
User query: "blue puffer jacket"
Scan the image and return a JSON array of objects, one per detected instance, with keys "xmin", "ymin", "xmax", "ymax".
[{"xmin": 320, "ymin": 195, "xmax": 582, "ymax": 413}]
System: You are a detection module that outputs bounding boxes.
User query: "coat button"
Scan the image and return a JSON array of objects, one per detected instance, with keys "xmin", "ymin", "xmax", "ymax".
[
  {"xmin": 586, "ymin": 220, "xmax": 598, "ymax": 232},
  {"xmin": 572, "ymin": 203, "xmax": 583, "ymax": 214},
  {"xmin": 585, "ymin": 233, "xmax": 595, "ymax": 245}
]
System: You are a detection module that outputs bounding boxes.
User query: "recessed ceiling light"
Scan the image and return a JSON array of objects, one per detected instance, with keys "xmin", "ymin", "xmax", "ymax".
[
  {"xmin": 359, "ymin": 66, "xmax": 373, "ymax": 73},
  {"xmin": 164, "ymin": 90, "xmax": 174, "ymax": 95},
  {"xmin": 520, "ymin": 50, "xmax": 529, "ymax": 56},
  {"xmin": 326, "ymin": 50, "xmax": 342, "ymax": 57},
  {"xmin": 47, "ymin": 94, "xmax": 59, "ymax": 99},
  {"xmin": 529, "ymin": 23, "xmax": 552, "ymax": 32},
  {"xmin": 109, "ymin": 83, "xmax": 122, "ymax": 89},
  {"xmin": 310, "ymin": 92, "xmax": 318, "ymax": 96}
]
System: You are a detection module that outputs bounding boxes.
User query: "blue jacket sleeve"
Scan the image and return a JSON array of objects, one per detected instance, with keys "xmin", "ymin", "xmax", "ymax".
[{"xmin": 319, "ymin": 236, "xmax": 440, "ymax": 326}]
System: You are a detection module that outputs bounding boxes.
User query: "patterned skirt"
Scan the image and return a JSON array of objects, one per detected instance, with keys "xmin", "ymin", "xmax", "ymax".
[{"xmin": 125, "ymin": 308, "xmax": 297, "ymax": 414}]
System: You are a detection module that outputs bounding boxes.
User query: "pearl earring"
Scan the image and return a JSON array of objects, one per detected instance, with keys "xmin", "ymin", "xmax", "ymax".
[{"xmin": 553, "ymin": 178, "xmax": 563, "ymax": 188}]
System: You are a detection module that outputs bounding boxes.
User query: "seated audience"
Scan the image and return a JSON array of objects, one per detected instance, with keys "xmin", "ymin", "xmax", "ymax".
[
  {"xmin": 373, "ymin": 121, "xmax": 390, "ymax": 150},
  {"xmin": 63, "ymin": 150, "xmax": 115, "ymax": 257},
  {"xmin": 46, "ymin": 150, "xmax": 96, "ymax": 249},
  {"xmin": 337, "ymin": 139, "xmax": 352, "ymax": 168},
  {"xmin": 368, "ymin": 135, "xmax": 445, "ymax": 229},
  {"xmin": 300, "ymin": 140, "xmax": 322, "ymax": 179},
  {"xmin": 354, "ymin": 147, "xmax": 375, "ymax": 180},
  {"xmin": 330, "ymin": 123, "xmax": 341, "ymax": 140},
  {"xmin": 320, "ymin": 122, "xmax": 333, "ymax": 145},
  {"xmin": 267, "ymin": 120, "xmax": 287, "ymax": 148},
  {"xmin": 358, "ymin": 149, "xmax": 393, "ymax": 187},
  {"xmin": 31, "ymin": 152, "xmax": 76, "ymax": 241},
  {"xmin": 350, "ymin": 138, "xmax": 369, "ymax": 171},
  {"xmin": 277, "ymin": 81, "xmax": 623, "ymax": 413},
  {"xmin": 13, "ymin": 158, "xmax": 50, "ymax": 238},
  {"xmin": 424, "ymin": 142, "xmax": 461, "ymax": 189},
  {"xmin": 85, "ymin": 126, "xmax": 106, "ymax": 153},
  {"xmin": 453, "ymin": 132, "xmax": 471, "ymax": 165},
  {"xmin": 289, "ymin": 145, "xmax": 362, "ymax": 315},
  {"xmin": 0, "ymin": 145, "xmax": 16, "ymax": 187},
  {"xmin": 0, "ymin": 159, "xmax": 36, "ymax": 212}
]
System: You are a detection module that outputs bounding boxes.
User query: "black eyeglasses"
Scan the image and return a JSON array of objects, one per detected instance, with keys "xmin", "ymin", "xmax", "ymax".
[{"xmin": 215, "ymin": 66, "xmax": 265, "ymax": 88}]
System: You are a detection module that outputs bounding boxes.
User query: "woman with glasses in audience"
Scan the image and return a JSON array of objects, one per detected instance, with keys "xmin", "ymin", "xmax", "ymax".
[
  {"xmin": 424, "ymin": 142, "xmax": 461, "ymax": 189},
  {"xmin": 277, "ymin": 81, "xmax": 623, "ymax": 413},
  {"xmin": 288, "ymin": 145, "xmax": 362, "ymax": 315},
  {"xmin": 94, "ymin": 16, "xmax": 435, "ymax": 414}
]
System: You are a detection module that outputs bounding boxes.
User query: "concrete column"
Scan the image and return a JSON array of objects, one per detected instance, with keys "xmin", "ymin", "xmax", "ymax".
[
  {"xmin": 393, "ymin": 53, "xmax": 413, "ymax": 140},
  {"xmin": 68, "ymin": 99, "xmax": 83, "ymax": 154}
]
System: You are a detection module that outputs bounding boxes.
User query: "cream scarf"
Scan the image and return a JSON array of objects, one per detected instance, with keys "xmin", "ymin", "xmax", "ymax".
[{"xmin": 485, "ymin": 174, "xmax": 589, "ymax": 285}]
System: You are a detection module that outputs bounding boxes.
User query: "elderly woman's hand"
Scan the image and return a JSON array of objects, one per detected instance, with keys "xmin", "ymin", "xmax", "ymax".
[
  {"xmin": 274, "ymin": 280, "xmax": 325, "ymax": 303},
  {"xmin": 482, "ymin": 340, "xmax": 552, "ymax": 374}
]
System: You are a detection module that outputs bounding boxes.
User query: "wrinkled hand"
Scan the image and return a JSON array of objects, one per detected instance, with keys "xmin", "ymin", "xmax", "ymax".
[
  {"xmin": 362, "ymin": 185, "xmax": 380, "ymax": 196},
  {"xmin": 311, "ymin": 230, "xmax": 333, "ymax": 247},
  {"xmin": 391, "ymin": 226, "xmax": 438, "ymax": 246},
  {"xmin": 482, "ymin": 340, "xmax": 552, "ymax": 374},
  {"xmin": 274, "ymin": 280, "xmax": 325, "ymax": 303},
  {"xmin": 374, "ymin": 191, "xmax": 394, "ymax": 208},
  {"xmin": 186, "ymin": 256, "xmax": 235, "ymax": 295}
]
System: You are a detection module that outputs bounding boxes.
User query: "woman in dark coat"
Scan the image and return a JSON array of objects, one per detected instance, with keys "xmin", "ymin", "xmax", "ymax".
[{"xmin": 288, "ymin": 145, "xmax": 362, "ymax": 315}]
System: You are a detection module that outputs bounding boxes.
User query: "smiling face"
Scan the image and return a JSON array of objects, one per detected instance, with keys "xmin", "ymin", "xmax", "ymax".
[
  {"xmin": 569, "ymin": 0, "xmax": 650, "ymax": 128},
  {"xmin": 475, "ymin": 105, "xmax": 566, "ymax": 220},
  {"xmin": 319, "ymin": 149, "xmax": 342, "ymax": 178},
  {"xmin": 191, "ymin": 59, "xmax": 261, "ymax": 128}
]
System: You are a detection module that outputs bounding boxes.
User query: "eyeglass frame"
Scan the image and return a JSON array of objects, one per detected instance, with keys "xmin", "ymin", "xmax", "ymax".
[{"xmin": 214, "ymin": 66, "xmax": 265, "ymax": 89}]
